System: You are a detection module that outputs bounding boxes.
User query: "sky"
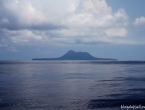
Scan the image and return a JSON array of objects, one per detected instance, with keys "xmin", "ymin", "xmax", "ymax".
[{"xmin": 0, "ymin": 0, "xmax": 145, "ymax": 60}]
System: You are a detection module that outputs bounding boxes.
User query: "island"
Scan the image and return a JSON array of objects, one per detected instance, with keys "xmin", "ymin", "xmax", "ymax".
[{"xmin": 32, "ymin": 50, "xmax": 117, "ymax": 60}]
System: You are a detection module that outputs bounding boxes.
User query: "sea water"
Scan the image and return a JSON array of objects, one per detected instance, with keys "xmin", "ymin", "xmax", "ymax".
[{"xmin": 0, "ymin": 61, "xmax": 145, "ymax": 110}]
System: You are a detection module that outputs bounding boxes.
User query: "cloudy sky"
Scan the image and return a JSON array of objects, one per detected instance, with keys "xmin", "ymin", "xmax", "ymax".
[{"xmin": 0, "ymin": 0, "xmax": 145, "ymax": 60}]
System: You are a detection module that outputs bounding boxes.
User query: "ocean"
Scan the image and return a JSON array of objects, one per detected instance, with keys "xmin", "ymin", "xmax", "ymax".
[{"xmin": 0, "ymin": 61, "xmax": 145, "ymax": 110}]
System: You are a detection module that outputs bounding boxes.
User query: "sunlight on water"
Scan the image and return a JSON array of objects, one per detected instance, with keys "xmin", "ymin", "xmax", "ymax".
[{"xmin": 0, "ymin": 61, "xmax": 145, "ymax": 110}]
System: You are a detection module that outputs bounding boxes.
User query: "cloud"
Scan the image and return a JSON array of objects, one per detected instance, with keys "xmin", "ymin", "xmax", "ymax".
[
  {"xmin": 9, "ymin": 30, "xmax": 43, "ymax": 43},
  {"xmin": 0, "ymin": 0, "xmax": 132, "ymax": 45},
  {"xmin": 106, "ymin": 28, "xmax": 127, "ymax": 37},
  {"xmin": 0, "ymin": 0, "xmax": 48, "ymax": 30},
  {"xmin": 133, "ymin": 16, "xmax": 145, "ymax": 26},
  {"xmin": 64, "ymin": 3, "xmax": 128, "ymax": 29}
]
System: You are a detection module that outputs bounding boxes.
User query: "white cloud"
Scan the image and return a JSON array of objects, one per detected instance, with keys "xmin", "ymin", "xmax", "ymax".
[
  {"xmin": 133, "ymin": 16, "xmax": 145, "ymax": 26},
  {"xmin": 3, "ymin": 0, "xmax": 47, "ymax": 26},
  {"xmin": 7, "ymin": 30, "xmax": 43, "ymax": 43},
  {"xmin": 106, "ymin": 28, "xmax": 127, "ymax": 37},
  {"xmin": 0, "ymin": 0, "xmax": 132, "ymax": 45}
]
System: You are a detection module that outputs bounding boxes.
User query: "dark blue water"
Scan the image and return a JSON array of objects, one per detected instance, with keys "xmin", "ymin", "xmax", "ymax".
[{"xmin": 0, "ymin": 61, "xmax": 145, "ymax": 110}]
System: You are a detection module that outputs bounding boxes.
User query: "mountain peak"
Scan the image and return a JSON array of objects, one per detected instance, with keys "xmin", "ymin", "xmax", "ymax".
[
  {"xmin": 59, "ymin": 50, "xmax": 104, "ymax": 60},
  {"xmin": 67, "ymin": 50, "xmax": 75, "ymax": 53}
]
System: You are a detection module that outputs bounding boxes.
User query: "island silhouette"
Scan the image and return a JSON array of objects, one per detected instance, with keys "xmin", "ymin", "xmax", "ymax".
[{"xmin": 32, "ymin": 50, "xmax": 117, "ymax": 60}]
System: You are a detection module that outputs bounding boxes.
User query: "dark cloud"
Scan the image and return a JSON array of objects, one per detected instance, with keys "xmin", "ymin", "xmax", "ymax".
[
  {"xmin": 0, "ymin": 21, "xmax": 65, "ymax": 31},
  {"xmin": 30, "ymin": 24, "xmax": 66, "ymax": 31}
]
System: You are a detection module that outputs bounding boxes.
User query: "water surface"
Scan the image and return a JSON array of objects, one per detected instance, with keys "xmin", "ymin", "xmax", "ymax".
[{"xmin": 0, "ymin": 61, "xmax": 145, "ymax": 110}]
